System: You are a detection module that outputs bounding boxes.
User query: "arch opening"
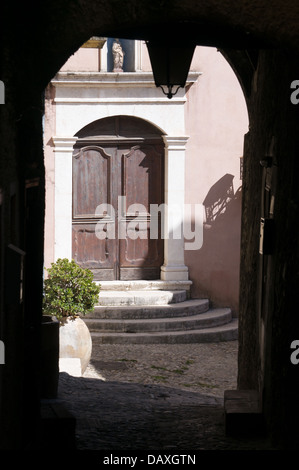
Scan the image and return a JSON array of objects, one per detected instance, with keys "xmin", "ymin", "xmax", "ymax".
[{"xmin": 43, "ymin": 34, "xmax": 249, "ymax": 437}]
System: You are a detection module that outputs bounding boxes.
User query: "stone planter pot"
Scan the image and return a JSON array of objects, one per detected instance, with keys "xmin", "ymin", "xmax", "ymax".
[{"xmin": 59, "ymin": 316, "xmax": 92, "ymax": 377}]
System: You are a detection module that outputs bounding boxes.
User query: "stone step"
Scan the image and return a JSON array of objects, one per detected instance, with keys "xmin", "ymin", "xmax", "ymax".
[
  {"xmin": 97, "ymin": 289, "xmax": 187, "ymax": 306},
  {"xmin": 96, "ymin": 280, "xmax": 193, "ymax": 292},
  {"xmin": 88, "ymin": 298, "xmax": 210, "ymax": 320},
  {"xmin": 85, "ymin": 285, "xmax": 238, "ymax": 343},
  {"xmin": 84, "ymin": 307, "xmax": 232, "ymax": 333},
  {"xmin": 89, "ymin": 318, "xmax": 239, "ymax": 344}
]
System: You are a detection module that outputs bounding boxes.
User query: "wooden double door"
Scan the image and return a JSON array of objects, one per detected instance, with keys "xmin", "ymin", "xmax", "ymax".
[{"xmin": 72, "ymin": 138, "xmax": 164, "ymax": 280}]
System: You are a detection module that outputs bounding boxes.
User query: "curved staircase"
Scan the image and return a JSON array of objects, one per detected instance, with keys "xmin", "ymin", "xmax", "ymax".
[{"xmin": 83, "ymin": 280, "xmax": 238, "ymax": 344}]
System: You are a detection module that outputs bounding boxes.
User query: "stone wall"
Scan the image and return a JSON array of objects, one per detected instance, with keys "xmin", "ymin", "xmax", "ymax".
[{"xmin": 238, "ymin": 48, "xmax": 299, "ymax": 447}]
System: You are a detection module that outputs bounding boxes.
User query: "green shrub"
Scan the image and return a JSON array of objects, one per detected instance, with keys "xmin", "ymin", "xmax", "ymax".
[{"xmin": 43, "ymin": 258, "xmax": 101, "ymax": 323}]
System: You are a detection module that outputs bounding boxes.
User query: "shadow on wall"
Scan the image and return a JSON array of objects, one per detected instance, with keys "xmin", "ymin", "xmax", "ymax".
[{"xmin": 186, "ymin": 174, "xmax": 242, "ymax": 316}]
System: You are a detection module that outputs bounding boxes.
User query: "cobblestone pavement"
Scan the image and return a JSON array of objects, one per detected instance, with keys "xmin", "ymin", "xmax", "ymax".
[{"xmin": 57, "ymin": 339, "xmax": 275, "ymax": 452}]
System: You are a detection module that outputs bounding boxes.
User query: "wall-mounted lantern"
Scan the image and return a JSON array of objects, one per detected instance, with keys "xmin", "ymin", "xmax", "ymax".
[{"xmin": 146, "ymin": 40, "xmax": 196, "ymax": 99}]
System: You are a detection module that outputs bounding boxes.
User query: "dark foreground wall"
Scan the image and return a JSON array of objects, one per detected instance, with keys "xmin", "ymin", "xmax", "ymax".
[{"xmin": 239, "ymin": 48, "xmax": 299, "ymax": 447}]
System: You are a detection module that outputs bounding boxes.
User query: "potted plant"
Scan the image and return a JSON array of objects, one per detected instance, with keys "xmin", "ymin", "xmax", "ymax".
[{"xmin": 43, "ymin": 258, "xmax": 100, "ymax": 376}]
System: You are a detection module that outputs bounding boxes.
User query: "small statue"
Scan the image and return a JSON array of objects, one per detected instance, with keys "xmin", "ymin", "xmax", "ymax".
[{"xmin": 112, "ymin": 38, "xmax": 125, "ymax": 72}]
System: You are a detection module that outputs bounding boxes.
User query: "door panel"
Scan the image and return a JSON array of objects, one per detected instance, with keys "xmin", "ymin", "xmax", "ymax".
[
  {"xmin": 119, "ymin": 144, "xmax": 164, "ymax": 280},
  {"xmin": 72, "ymin": 146, "xmax": 117, "ymax": 280},
  {"xmin": 73, "ymin": 146, "xmax": 111, "ymax": 219},
  {"xmin": 72, "ymin": 223, "xmax": 116, "ymax": 279}
]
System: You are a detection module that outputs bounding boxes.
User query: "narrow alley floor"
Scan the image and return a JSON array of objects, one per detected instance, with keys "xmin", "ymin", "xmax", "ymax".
[{"xmin": 55, "ymin": 339, "xmax": 277, "ymax": 455}]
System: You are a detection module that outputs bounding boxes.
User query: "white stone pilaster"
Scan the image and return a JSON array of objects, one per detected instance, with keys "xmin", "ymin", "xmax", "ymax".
[
  {"xmin": 52, "ymin": 136, "xmax": 78, "ymax": 261},
  {"xmin": 161, "ymin": 136, "xmax": 189, "ymax": 281},
  {"xmin": 100, "ymin": 41, "xmax": 108, "ymax": 72}
]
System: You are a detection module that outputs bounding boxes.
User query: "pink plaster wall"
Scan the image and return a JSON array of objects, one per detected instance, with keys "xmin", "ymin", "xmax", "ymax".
[
  {"xmin": 141, "ymin": 42, "xmax": 152, "ymax": 71},
  {"xmin": 185, "ymin": 46, "xmax": 249, "ymax": 314},
  {"xmin": 60, "ymin": 48, "xmax": 100, "ymax": 71}
]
